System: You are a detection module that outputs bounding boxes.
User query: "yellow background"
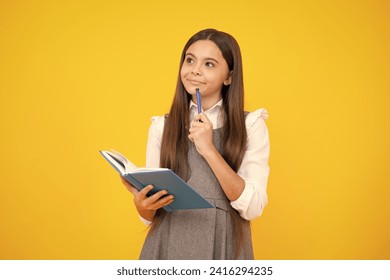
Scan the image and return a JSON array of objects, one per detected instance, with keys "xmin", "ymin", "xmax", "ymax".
[{"xmin": 1, "ymin": 0, "xmax": 389, "ymax": 259}]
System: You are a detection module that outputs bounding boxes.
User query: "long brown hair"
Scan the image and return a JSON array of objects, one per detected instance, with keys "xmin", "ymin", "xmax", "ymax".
[{"xmin": 154, "ymin": 29, "xmax": 249, "ymax": 258}]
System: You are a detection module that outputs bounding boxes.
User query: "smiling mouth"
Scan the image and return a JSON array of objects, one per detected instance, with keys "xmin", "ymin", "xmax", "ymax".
[{"xmin": 187, "ymin": 79, "xmax": 205, "ymax": 84}]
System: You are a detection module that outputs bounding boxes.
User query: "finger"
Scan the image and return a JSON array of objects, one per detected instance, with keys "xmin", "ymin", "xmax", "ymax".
[
  {"xmin": 189, "ymin": 126, "xmax": 199, "ymax": 133},
  {"xmin": 150, "ymin": 195, "xmax": 174, "ymax": 209},
  {"xmin": 121, "ymin": 177, "xmax": 138, "ymax": 195},
  {"xmin": 137, "ymin": 185, "xmax": 154, "ymax": 198},
  {"xmin": 121, "ymin": 176, "xmax": 130, "ymax": 186},
  {"xmin": 190, "ymin": 121, "xmax": 212, "ymax": 134},
  {"xmin": 144, "ymin": 189, "xmax": 170, "ymax": 204},
  {"xmin": 194, "ymin": 113, "xmax": 212, "ymax": 125},
  {"xmin": 159, "ymin": 196, "xmax": 175, "ymax": 207},
  {"xmin": 193, "ymin": 113, "xmax": 202, "ymax": 122},
  {"xmin": 190, "ymin": 121, "xmax": 203, "ymax": 128}
]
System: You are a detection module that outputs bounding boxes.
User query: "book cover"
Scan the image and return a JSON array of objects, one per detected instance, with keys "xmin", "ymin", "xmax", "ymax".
[{"xmin": 99, "ymin": 150, "xmax": 214, "ymax": 211}]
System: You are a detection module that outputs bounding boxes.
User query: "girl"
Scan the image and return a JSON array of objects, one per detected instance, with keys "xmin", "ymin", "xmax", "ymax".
[{"xmin": 121, "ymin": 28, "xmax": 270, "ymax": 260}]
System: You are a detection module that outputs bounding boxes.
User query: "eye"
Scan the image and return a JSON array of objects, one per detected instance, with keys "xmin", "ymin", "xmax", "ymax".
[
  {"xmin": 205, "ymin": 62, "xmax": 215, "ymax": 67},
  {"xmin": 185, "ymin": 57, "xmax": 194, "ymax": 64}
]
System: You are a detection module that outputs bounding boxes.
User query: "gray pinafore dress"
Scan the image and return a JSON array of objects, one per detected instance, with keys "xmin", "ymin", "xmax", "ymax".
[{"xmin": 139, "ymin": 127, "xmax": 254, "ymax": 259}]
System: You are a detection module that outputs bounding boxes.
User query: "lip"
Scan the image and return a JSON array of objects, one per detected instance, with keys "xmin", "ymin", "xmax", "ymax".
[{"xmin": 187, "ymin": 79, "xmax": 205, "ymax": 85}]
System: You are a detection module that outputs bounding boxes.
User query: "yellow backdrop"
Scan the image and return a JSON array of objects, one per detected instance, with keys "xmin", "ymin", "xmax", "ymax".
[{"xmin": 0, "ymin": 0, "xmax": 389, "ymax": 259}]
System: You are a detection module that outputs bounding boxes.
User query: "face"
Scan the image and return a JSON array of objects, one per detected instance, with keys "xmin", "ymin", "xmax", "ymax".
[{"xmin": 180, "ymin": 40, "xmax": 231, "ymax": 106}]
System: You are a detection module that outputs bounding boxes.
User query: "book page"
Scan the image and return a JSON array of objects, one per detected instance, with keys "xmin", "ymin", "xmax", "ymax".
[
  {"xmin": 107, "ymin": 149, "xmax": 168, "ymax": 173},
  {"xmin": 108, "ymin": 150, "xmax": 137, "ymax": 173}
]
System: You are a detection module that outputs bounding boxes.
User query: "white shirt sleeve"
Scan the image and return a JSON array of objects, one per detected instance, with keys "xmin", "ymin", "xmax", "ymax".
[
  {"xmin": 230, "ymin": 109, "xmax": 270, "ymax": 220},
  {"xmin": 138, "ymin": 116, "xmax": 165, "ymax": 226},
  {"xmin": 146, "ymin": 116, "xmax": 165, "ymax": 168}
]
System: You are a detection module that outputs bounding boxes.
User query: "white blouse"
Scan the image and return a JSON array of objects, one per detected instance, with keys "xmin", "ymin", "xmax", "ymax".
[{"xmin": 140, "ymin": 99, "xmax": 270, "ymax": 225}]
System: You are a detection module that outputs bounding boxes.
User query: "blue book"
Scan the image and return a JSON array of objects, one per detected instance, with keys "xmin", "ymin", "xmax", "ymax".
[{"xmin": 99, "ymin": 150, "xmax": 214, "ymax": 212}]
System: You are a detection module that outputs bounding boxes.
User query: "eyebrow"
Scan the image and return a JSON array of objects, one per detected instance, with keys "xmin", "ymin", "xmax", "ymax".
[{"xmin": 185, "ymin": 52, "xmax": 220, "ymax": 64}]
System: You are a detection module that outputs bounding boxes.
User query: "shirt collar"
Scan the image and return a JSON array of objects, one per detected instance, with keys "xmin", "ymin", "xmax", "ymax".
[
  {"xmin": 189, "ymin": 99, "xmax": 224, "ymax": 129},
  {"xmin": 189, "ymin": 98, "xmax": 223, "ymax": 113}
]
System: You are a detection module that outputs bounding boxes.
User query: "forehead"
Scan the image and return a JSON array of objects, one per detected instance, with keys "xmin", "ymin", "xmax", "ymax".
[{"xmin": 186, "ymin": 40, "xmax": 223, "ymax": 60}]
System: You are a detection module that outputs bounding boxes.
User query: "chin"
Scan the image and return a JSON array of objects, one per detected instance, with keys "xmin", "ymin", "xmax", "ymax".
[{"xmin": 183, "ymin": 86, "xmax": 197, "ymax": 95}]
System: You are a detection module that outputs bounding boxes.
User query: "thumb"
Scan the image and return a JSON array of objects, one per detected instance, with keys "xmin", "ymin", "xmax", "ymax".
[
  {"xmin": 195, "ymin": 113, "xmax": 212, "ymax": 126},
  {"xmin": 120, "ymin": 177, "xmax": 138, "ymax": 195}
]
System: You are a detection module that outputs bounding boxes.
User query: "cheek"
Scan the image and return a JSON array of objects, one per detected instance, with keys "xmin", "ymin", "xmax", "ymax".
[
  {"xmin": 180, "ymin": 64, "xmax": 189, "ymax": 76},
  {"xmin": 180, "ymin": 66, "xmax": 189, "ymax": 85},
  {"xmin": 180, "ymin": 69, "xmax": 187, "ymax": 84},
  {"xmin": 205, "ymin": 72, "xmax": 225, "ymax": 86}
]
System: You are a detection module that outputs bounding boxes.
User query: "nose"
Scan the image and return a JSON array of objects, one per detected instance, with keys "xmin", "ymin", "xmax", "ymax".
[{"xmin": 191, "ymin": 62, "xmax": 202, "ymax": 76}]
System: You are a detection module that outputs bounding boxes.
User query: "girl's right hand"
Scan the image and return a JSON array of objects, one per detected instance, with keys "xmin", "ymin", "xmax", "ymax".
[{"xmin": 120, "ymin": 177, "xmax": 174, "ymax": 221}]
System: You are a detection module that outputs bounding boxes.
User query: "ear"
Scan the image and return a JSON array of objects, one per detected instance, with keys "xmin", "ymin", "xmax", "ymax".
[{"xmin": 223, "ymin": 71, "xmax": 233, "ymax": 85}]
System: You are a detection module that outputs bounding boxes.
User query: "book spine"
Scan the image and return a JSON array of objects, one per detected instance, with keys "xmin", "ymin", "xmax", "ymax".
[
  {"xmin": 163, "ymin": 205, "xmax": 173, "ymax": 212},
  {"xmin": 122, "ymin": 174, "xmax": 145, "ymax": 191}
]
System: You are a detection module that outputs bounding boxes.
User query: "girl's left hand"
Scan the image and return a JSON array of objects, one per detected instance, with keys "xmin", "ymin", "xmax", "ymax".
[{"xmin": 188, "ymin": 113, "xmax": 217, "ymax": 157}]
